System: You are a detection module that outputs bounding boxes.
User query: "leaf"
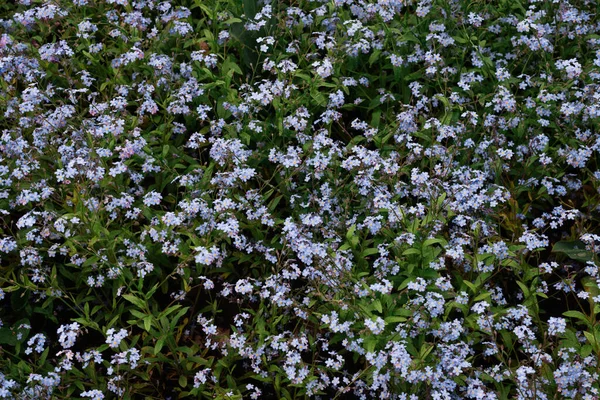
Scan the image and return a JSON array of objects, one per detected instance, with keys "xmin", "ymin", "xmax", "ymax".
[
  {"xmin": 516, "ymin": 281, "xmax": 529, "ymax": 298},
  {"xmin": 310, "ymin": 88, "xmax": 326, "ymax": 106},
  {"xmin": 403, "ymin": 70, "xmax": 423, "ymax": 82},
  {"xmin": 584, "ymin": 331, "xmax": 599, "ymax": 348},
  {"xmin": 170, "ymin": 307, "xmax": 190, "ymax": 330},
  {"xmin": 146, "ymin": 283, "xmax": 159, "ymax": 299},
  {"xmin": 0, "ymin": 328, "xmax": 17, "ymax": 345},
  {"xmin": 346, "ymin": 224, "xmax": 358, "ymax": 249},
  {"xmin": 130, "ymin": 309, "xmax": 146, "ymax": 319},
  {"xmin": 473, "ymin": 292, "xmax": 491, "ymax": 302},
  {"xmin": 581, "ymin": 344, "xmax": 594, "ymax": 358},
  {"xmin": 179, "ymin": 375, "xmax": 188, "ymax": 388},
  {"xmin": 423, "ymin": 238, "xmax": 446, "ymax": 247},
  {"xmin": 370, "ymin": 110, "xmax": 381, "ymax": 128},
  {"xmin": 161, "ymin": 304, "xmax": 183, "ymax": 319},
  {"xmin": 243, "ymin": 0, "xmax": 257, "ymax": 19},
  {"xmin": 268, "ymin": 195, "xmax": 283, "ymax": 212},
  {"xmin": 463, "ymin": 280, "xmax": 478, "ymax": 294},
  {"xmin": 360, "ymin": 248, "xmax": 379, "ymax": 257},
  {"xmin": 563, "ymin": 310, "xmax": 590, "ymax": 325},
  {"xmin": 294, "ymin": 72, "xmax": 312, "ymax": 83},
  {"xmin": 39, "ymin": 345, "xmax": 50, "ymax": 365},
  {"xmin": 551, "ymin": 240, "xmax": 593, "ymax": 262},
  {"xmin": 223, "ymin": 17, "xmax": 242, "ymax": 24},
  {"xmin": 368, "ymin": 50, "xmax": 381, "ymax": 66},
  {"xmin": 402, "ymin": 248, "xmax": 421, "ymax": 256},
  {"xmin": 123, "ymin": 294, "xmax": 146, "ymax": 310},
  {"xmin": 364, "ymin": 337, "xmax": 378, "ymax": 353},
  {"xmin": 200, "ymin": 161, "xmax": 215, "ymax": 187},
  {"xmin": 385, "ymin": 316, "xmax": 407, "ymax": 323},
  {"xmin": 393, "ymin": 308, "xmax": 414, "ymax": 317},
  {"xmin": 561, "ymin": 329, "xmax": 579, "ymax": 349},
  {"xmin": 11, "ymin": 289, "xmax": 30, "ymax": 312},
  {"xmin": 143, "ymin": 316, "xmax": 153, "ymax": 332},
  {"xmin": 419, "ymin": 343, "xmax": 434, "ymax": 360},
  {"xmin": 223, "ymin": 57, "xmax": 243, "ymax": 76},
  {"xmin": 0, "ymin": 285, "xmax": 18, "ymax": 293},
  {"xmin": 372, "ymin": 300, "xmax": 383, "ymax": 314}
]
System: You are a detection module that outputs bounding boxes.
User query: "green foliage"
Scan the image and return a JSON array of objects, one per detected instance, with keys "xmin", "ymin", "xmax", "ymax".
[{"xmin": 1, "ymin": 0, "xmax": 600, "ymax": 398}]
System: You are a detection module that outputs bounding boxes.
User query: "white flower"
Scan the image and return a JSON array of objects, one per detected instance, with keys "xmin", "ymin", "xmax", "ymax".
[
  {"xmin": 81, "ymin": 389, "xmax": 104, "ymax": 400},
  {"xmin": 364, "ymin": 317, "xmax": 385, "ymax": 334},
  {"xmin": 57, "ymin": 323, "xmax": 80, "ymax": 349},
  {"xmin": 312, "ymin": 57, "xmax": 333, "ymax": 78},
  {"xmin": 106, "ymin": 328, "xmax": 128, "ymax": 349},
  {"xmin": 547, "ymin": 317, "xmax": 566, "ymax": 336}
]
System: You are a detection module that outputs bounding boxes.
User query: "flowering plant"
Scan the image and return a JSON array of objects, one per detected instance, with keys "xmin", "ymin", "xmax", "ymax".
[{"xmin": 1, "ymin": 0, "xmax": 600, "ymax": 398}]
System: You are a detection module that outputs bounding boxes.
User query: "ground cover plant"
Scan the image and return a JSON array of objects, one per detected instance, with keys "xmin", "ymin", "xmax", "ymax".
[{"xmin": 2, "ymin": 0, "xmax": 600, "ymax": 398}]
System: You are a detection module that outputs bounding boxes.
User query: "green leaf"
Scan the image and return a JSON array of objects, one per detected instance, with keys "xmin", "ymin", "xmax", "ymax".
[
  {"xmin": 582, "ymin": 277, "xmax": 600, "ymax": 300},
  {"xmin": 360, "ymin": 247, "xmax": 379, "ymax": 257},
  {"xmin": 179, "ymin": 375, "xmax": 188, "ymax": 388},
  {"xmin": 581, "ymin": 344, "xmax": 594, "ymax": 358},
  {"xmin": 170, "ymin": 307, "xmax": 190, "ymax": 330},
  {"xmin": 402, "ymin": 248, "xmax": 421, "ymax": 256},
  {"xmin": 463, "ymin": 280, "xmax": 478, "ymax": 294},
  {"xmin": 130, "ymin": 309, "xmax": 146, "ymax": 319},
  {"xmin": 161, "ymin": 304, "xmax": 183, "ymax": 318},
  {"xmin": 423, "ymin": 238, "xmax": 446, "ymax": 247},
  {"xmin": 473, "ymin": 292, "xmax": 491, "ymax": 302},
  {"xmin": 398, "ymin": 277, "xmax": 413, "ymax": 291},
  {"xmin": 364, "ymin": 337, "xmax": 378, "ymax": 353},
  {"xmin": 310, "ymin": 88, "xmax": 326, "ymax": 107},
  {"xmin": 393, "ymin": 308, "xmax": 414, "ymax": 317},
  {"xmin": 143, "ymin": 316, "xmax": 153, "ymax": 332},
  {"xmin": 39, "ymin": 345, "xmax": 50, "ymax": 365},
  {"xmin": 584, "ymin": 331, "xmax": 599, "ymax": 348},
  {"xmin": 0, "ymin": 328, "xmax": 17, "ymax": 345},
  {"xmin": 516, "ymin": 281, "xmax": 529, "ymax": 298},
  {"xmin": 11, "ymin": 289, "xmax": 30, "ymax": 312},
  {"xmin": 368, "ymin": 50, "xmax": 381, "ymax": 66},
  {"xmin": 551, "ymin": 240, "xmax": 593, "ymax": 262},
  {"xmin": 200, "ymin": 161, "xmax": 215, "ymax": 187},
  {"xmin": 123, "ymin": 294, "xmax": 146, "ymax": 310},
  {"xmin": 370, "ymin": 110, "xmax": 381, "ymax": 128},
  {"xmin": 419, "ymin": 343, "xmax": 434, "ymax": 360},
  {"xmin": 268, "ymin": 195, "xmax": 283, "ymax": 212},
  {"xmin": 223, "ymin": 57, "xmax": 243, "ymax": 76},
  {"xmin": 346, "ymin": 224, "xmax": 358, "ymax": 248},
  {"xmin": 372, "ymin": 300, "xmax": 383, "ymax": 314},
  {"xmin": 385, "ymin": 316, "xmax": 407, "ymax": 323},
  {"xmin": 146, "ymin": 283, "xmax": 159, "ymax": 299},
  {"xmin": 563, "ymin": 310, "xmax": 590, "ymax": 324},
  {"xmin": 243, "ymin": 0, "xmax": 257, "ymax": 19}
]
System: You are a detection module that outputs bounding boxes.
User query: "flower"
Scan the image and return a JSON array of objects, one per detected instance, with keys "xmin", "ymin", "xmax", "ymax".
[
  {"xmin": 25, "ymin": 333, "xmax": 46, "ymax": 355},
  {"xmin": 81, "ymin": 389, "xmax": 104, "ymax": 400},
  {"xmin": 547, "ymin": 317, "xmax": 566, "ymax": 336},
  {"xmin": 364, "ymin": 317, "xmax": 385, "ymax": 335},
  {"xmin": 106, "ymin": 328, "xmax": 128, "ymax": 349},
  {"xmin": 57, "ymin": 323, "xmax": 80, "ymax": 349},
  {"xmin": 193, "ymin": 368, "xmax": 212, "ymax": 388},
  {"xmin": 195, "ymin": 246, "xmax": 221, "ymax": 266},
  {"xmin": 142, "ymin": 191, "xmax": 162, "ymax": 206}
]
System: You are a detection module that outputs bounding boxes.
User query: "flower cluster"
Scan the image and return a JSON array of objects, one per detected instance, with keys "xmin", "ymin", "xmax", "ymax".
[{"xmin": 1, "ymin": 0, "xmax": 600, "ymax": 398}]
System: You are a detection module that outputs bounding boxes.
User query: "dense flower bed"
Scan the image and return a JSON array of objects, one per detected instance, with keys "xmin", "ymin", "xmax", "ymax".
[{"xmin": 2, "ymin": 0, "xmax": 600, "ymax": 398}]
